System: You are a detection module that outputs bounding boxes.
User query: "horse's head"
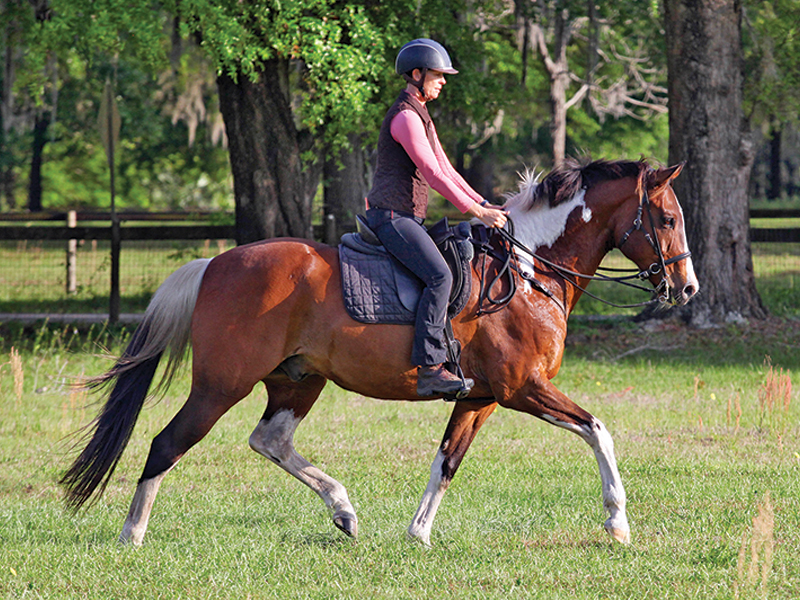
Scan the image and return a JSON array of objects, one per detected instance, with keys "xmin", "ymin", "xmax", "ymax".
[{"xmin": 613, "ymin": 163, "xmax": 699, "ymax": 307}]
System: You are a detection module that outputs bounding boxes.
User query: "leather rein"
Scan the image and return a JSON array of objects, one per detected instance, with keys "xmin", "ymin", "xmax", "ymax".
[{"xmin": 475, "ymin": 188, "xmax": 692, "ymax": 314}]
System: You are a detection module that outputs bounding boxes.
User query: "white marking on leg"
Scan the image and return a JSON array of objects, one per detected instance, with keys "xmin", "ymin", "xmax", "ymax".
[
  {"xmin": 583, "ymin": 419, "xmax": 629, "ymax": 543},
  {"xmin": 540, "ymin": 414, "xmax": 630, "ymax": 543},
  {"xmin": 249, "ymin": 410, "xmax": 357, "ymax": 535},
  {"xmin": 119, "ymin": 463, "xmax": 177, "ymax": 546},
  {"xmin": 408, "ymin": 450, "xmax": 448, "ymax": 546}
]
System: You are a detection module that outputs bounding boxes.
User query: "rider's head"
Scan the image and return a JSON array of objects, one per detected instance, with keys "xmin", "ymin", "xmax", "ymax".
[{"xmin": 395, "ymin": 39, "xmax": 457, "ymax": 101}]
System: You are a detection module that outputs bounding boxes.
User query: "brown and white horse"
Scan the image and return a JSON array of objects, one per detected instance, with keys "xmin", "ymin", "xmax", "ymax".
[{"xmin": 62, "ymin": 159, "xmax": 698, "ymax": 546}]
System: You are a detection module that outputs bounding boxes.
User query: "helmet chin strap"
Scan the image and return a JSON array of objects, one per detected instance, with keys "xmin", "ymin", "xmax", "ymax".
[{"xmin": 403, "ymin": 67, "xmax": 428, "ymax": 100}]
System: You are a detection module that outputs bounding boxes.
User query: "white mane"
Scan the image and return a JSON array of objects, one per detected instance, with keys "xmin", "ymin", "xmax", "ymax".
[
  {"xmin": 502, "ymin": 169, "xmax": 542, "ymax": 211},
  {"xmin": 500, "ymin": 169, "xmax": 592, "ymax": 277}
]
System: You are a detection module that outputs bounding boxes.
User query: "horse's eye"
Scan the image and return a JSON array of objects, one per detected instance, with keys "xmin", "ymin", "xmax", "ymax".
[{"xmin": 662, "ymin": 215, "xmax": 676, "ymax": 229}]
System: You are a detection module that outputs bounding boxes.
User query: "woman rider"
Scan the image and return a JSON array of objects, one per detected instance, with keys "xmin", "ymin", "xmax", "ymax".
[{"xmin": 365, "ymin": 39, "xmax": 508, "ymax": 398}]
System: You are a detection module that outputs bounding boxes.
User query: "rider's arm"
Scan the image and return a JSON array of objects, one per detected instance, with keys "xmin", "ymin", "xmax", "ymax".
[{"xmin": 390, "ymin": 110, "xmax": 478, "ymax": 213}]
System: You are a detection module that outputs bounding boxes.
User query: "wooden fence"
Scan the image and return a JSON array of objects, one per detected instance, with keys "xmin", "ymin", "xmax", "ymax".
[
  {"xmin": 0, "ymin": 208, "xmax": 797, "ymax": 320},
  {"xmin": 1, "ymin": 208, "xmax": 796, "ymax": 241}
]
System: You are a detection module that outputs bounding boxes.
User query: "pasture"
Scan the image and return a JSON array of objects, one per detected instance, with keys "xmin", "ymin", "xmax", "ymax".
[{"xmin": 0, "ymin": 318, "xmax": 798, "ymax": 599}]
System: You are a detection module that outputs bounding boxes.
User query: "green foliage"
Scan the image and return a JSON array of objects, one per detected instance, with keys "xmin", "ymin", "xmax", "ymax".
[
  {"xmin": 6, "ymin": 0, "xmax": 797, "ymax": 214},
  {"xmin": 743, "ymin": 0, "xmax": 800, "ymax": 124}
]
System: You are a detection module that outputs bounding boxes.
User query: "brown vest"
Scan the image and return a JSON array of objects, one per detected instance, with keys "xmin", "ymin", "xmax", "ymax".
[{"xmin": 367, "ymin": 91, "xmax": 437, "ymax": 219}]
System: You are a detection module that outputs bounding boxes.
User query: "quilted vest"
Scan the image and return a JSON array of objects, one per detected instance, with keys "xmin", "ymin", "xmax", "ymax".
[{"xmin": 367, "ymin": 90, "xmax": 436, "ymax": 219}]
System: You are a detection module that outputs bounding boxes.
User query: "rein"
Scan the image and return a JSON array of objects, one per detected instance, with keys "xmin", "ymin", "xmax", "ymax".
[{"xmin": 478, "ymin": 188, "xmax": 692, "ymax": 312}]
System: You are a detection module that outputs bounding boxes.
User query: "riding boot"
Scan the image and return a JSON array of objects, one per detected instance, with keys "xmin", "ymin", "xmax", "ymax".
[{"xmin": 417, "ymin": 364, "xmax": 474, "ymax": 397}]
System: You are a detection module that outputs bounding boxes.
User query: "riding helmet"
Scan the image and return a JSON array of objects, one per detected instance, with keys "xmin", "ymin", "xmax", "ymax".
[{"xmin": 395, "ymin": 39, "xmax": 458, "ymax": 75}]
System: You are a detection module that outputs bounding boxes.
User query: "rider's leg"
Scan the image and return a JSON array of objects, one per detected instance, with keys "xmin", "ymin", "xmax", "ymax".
[{"xmin": 367, "ymin": 211, "xmax": 471, "ymax": 396}]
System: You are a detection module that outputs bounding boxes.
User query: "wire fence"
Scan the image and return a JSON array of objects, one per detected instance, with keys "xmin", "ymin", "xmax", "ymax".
[
  {"xmin": 1, "ymin": 237, "xmax": 799, "ymax": 318},
  {"xmin": 0, "ymin": 238, "xmax": 235, "ymax": 314}
]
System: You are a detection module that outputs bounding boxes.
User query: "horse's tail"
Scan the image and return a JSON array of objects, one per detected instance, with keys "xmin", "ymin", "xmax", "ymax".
[{"xmin": 61, "ymin": 258, "xmax": 212, "ymax": 511}]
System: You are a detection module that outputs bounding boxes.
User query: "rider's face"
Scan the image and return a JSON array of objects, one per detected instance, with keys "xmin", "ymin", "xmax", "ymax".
[{"xmin": 412, "ymin": 69, "xmax": 446, "ymax": 101}]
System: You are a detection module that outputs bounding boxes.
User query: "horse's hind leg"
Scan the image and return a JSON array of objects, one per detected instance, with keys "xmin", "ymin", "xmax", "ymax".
[
  {"xmin": 408, "ymin": 401, "xmax": 498, "ymax": 546},
  {"xmin": 248, "ymin": 375, "xmax": 358, "ymax": 538},
  {"xmin": 120, "ymin": 386, "xmax": 244, "ymax": 545}
]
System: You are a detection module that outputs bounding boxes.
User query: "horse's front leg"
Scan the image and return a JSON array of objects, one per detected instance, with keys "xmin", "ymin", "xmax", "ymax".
[
  {"xmin": 408, "ymin": 400, "xmax": 497, "ymax": 546},
  {"xmin": 503, "ymin": 377, "xmax": 630, "ymax": 544}
]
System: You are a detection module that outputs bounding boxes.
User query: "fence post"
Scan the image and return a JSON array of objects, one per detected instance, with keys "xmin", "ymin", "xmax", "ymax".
[
  {"xmin": 66, "ymin": 210, "xmax": 77, "ymax": 294},
  {"xmin": 325, "ymin": 213, "xmax": 336, "ymax": 245}
]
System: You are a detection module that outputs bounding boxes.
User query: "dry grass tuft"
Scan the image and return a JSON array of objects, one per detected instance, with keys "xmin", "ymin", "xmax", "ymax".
[
  {"xmin": 735, "ymin": 491, "xmax": 775, "ymax": 598},
  {"xmin": 10, "ymin": 347, "xmax": 24, "ymax": 406},
  {"xmin": 757, "ymin": 358, "xmax": 792, "ymax": 437},
  {"xmin": 727, "ymin": 392, "xmax": 743, "ymax": 434}
]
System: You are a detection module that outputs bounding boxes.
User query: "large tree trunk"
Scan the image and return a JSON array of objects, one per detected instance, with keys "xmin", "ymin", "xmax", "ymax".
[
  {"xmin": 531, "ymin": 8, "xmax": 574, "ymax": 167},
  {"xmin": 217, "ymin": 60, "xmax": 313, "ymax": 244},
  {"xmin": 664, "ymin": 0, "xmax": 766, "ymax": 325},
  {"xmin": 323, "ymin": 133, "xmax": 369, "ymax": 243}
]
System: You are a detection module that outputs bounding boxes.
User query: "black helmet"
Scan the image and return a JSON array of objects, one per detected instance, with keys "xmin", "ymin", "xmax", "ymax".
[{"xmin": 395, "ymin": 39, "xmax": 458, "ymax": 75}]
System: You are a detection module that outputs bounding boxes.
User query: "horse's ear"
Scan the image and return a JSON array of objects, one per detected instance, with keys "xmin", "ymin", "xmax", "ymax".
[{"xmin": 651, "ymin": 162, "xmax": 685, "ymax": 188}]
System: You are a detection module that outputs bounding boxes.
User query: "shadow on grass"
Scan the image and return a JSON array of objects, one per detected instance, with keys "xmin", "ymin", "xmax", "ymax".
[
  {"xmin": 0, "ymin": 291, "xmax": 153, "ymax": 315},
  {"xmin": 565, "ymin": 314, "xmax": 800, "ymax": 371}
]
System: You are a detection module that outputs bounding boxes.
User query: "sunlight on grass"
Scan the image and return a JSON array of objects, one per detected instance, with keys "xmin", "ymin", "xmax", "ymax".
[{"xmin": 1, "ymin": 322, "xmax": 799, "ymax": 598}]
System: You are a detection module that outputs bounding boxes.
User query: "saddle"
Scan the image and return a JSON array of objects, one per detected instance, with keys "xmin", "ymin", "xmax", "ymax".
[
  {"xmin": 338, "ymin": 216, "xmax": 474, "ymax": 325},
  {"xmin": 339, "ymin": 216, "xmax": 475, "ymax": 398}
]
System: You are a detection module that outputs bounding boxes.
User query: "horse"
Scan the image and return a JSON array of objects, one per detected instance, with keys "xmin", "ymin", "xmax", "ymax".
[{"xmin": 61, "ymin": 158, "xmax": 698, "ymax": 547}]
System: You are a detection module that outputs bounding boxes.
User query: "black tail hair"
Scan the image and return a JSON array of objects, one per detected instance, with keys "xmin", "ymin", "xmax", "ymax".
[{"xmin": 60, "ymin": 325, "xmax": 161, "ymax": 511}]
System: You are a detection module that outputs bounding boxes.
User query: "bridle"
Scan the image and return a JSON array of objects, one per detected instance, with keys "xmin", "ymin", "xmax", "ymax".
[{"xmin": 479, "ymin": 186, "xmax": 692, "ymax": 312}]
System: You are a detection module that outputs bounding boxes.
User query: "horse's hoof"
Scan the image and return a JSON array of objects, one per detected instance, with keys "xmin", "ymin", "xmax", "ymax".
[
  {"xmin": 407, "ymin": 530, "xmax": 432, "ymax": 548},
  {"xmin": 333, "ymin": 512, "xmax": 358, "ymax": 538},
  {"xmin": 605, "ymin": 526, "xmax": 631, "ymax": 545}
]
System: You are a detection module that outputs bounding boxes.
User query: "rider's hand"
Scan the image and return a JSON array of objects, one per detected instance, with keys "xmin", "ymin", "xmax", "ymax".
[{"xmin": 469, "ymin": 200, "xmax": 508, "ymax": 229}]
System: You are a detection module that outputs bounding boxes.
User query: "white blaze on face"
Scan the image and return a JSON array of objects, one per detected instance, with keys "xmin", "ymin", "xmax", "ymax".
[
  {"xmin": 505, "ymin": 182, "xmax": 590, "ymax": 276},
  {"xmin": 670, "ymin": 193, "xmax": 699, "ymax": 294}
]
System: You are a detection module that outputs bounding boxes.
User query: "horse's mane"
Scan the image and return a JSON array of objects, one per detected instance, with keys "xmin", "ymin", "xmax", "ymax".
[{"xmin": 508, "ymin": 158, "xmax": 653, "ymax": 210}]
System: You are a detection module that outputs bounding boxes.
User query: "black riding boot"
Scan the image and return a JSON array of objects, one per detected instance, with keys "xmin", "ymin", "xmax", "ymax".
[{"xmin": 417, "ymin": 364, "xmax": 474, "ymax": 397}]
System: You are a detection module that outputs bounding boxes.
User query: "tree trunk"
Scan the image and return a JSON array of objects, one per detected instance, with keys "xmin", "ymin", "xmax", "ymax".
[
  {"xmin": 217, "ymin": 60, "xmax": 313, "ymax": 244},
  {"xmin": 664, "ymin": 0, "xmax": 766, "ymax": 324},
  {"xmin": 531, "ymin": 9, "xmax": 572, "ymax": 167},
  {"xmin": 550, "ymin": 69, "xmax": 568, "ymax": 167},
  {"xmin": 768, "ymin": 120, "xmax": 781, "ymax": 200},
  {"xmin": 27, "ymin": 111, "xmax": 48, "ymax": 212},
  {"xmin": 323, "ymin": 134, "xmax": 369, "ymax": 243},
  {"xmin": 2, "ymin": 16, "xmax": 16, "ymax": 210}
]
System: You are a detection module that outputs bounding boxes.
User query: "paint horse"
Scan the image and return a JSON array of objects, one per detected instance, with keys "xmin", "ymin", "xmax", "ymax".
[{"xmin": 62, "ymin": 159, "xmax": 698, "ymax": 546}]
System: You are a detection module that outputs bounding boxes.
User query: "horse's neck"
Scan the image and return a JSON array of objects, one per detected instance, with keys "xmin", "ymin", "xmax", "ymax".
[{"xmin": 506, "ymin": 188, "xmax": 613, "ymax": 312}]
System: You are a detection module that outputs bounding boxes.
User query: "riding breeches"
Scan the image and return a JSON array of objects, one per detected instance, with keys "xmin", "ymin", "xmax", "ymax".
[{"xmin": 366, "ymin": 208, "xmax": 452, "ymax": 366}]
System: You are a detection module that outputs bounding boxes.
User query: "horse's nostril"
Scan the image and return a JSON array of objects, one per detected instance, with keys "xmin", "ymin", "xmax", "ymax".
[{"xmin": 683, "ymin": 284, "xmax": 696, "ymax": 299}]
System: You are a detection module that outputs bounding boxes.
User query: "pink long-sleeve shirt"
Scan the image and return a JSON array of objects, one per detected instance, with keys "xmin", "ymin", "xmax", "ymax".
[{"xmin": 390, "ymin": 110, "xmax": 483, "ymax": 214}]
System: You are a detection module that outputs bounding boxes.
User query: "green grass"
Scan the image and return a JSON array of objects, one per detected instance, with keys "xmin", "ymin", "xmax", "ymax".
[{"xmin": 0, "ymin": 320, "xmax": 798, "ymax": 598}]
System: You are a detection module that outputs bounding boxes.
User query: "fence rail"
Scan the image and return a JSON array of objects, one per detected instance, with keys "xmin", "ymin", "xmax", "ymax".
[
  {"xmin": 1, "ymin": 208, "xmax": 796, "ymax": 241},
  {"xmin": 1, "ymin": 209, "xmax": 799, "ymax": 319}
]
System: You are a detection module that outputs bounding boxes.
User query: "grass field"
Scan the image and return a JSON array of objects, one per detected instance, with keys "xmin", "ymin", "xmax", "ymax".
[{"xmin": 0, "ymin": 318, "xmax": 798, "ymax": 599}]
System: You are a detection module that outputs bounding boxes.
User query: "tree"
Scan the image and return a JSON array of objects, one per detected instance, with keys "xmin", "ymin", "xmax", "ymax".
[
  {"xmin": 742, "ymin": 0, "xmax": 800, "ymax": 201},
  {"xmin": 664, "ymin": 0, "xmax": 767, "ymax": 324},
  {"xmin": 24, "ymin": 0, "xmax": 385, "ymax": 243},
  {"xmin": 517, "ymin": 0, "xmax": 668, "ymax": 166}
]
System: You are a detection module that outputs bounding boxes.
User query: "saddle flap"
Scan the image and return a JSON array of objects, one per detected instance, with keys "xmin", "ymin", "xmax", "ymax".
[
  {"xmin": 355, "ymin": 214, "xmax": 381, "ymax": 245},
  {"xmin": 339, "ymin": 218, "xmax": 474, "ymax": 325}
]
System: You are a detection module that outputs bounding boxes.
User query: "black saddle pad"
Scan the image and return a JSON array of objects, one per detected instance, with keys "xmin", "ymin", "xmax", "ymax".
[{"xmin": 338, "ymin": 219, "xmax": 473, "ymax": 325}]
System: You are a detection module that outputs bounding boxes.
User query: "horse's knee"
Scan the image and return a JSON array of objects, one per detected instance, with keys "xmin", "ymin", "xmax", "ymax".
[{"xmin": 249, "ymin": 409, "xmax": 301, "ymax": 464}]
